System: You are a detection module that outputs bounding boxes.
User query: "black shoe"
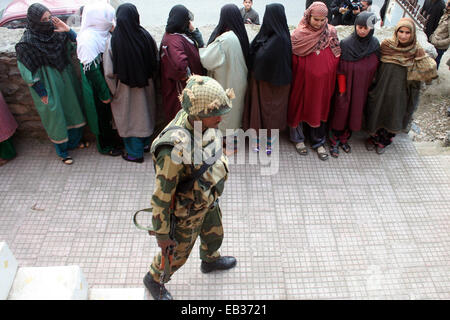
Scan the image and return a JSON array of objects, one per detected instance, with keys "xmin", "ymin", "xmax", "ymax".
[
  {"xmin": 340, "ymin": 143, "xmax": 351, "ymax": 153},
  {"xmin": 201, "ymin": 256, "xmax": 237, "ymax": 274},
  {"xmin": 122, "ymin": 153, "xmax": 144, "ymax": 163},
  {"xmin": 143, "ymin": 272, "xmax": 173, "ymax": 300},
  {"xmin": 108, "ymin": 148, "xmax": 123, "ymax": 157}
]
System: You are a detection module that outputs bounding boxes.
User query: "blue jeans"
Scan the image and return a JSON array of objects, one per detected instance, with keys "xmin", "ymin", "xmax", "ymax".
[
  {"xmin": 53, "ymin": 127, "xmax": 84, "ymax": 158},
  {"xmin": 123, "ymin": 137, "xmax": 150, "ymax": 159},
  {"xmin": 290, "ymin": 122, "xmax": 327, "ymax": 149}
]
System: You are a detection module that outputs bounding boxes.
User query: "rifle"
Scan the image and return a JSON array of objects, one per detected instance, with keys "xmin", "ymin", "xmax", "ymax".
[{"xmin": 133, "ymin": 162, "xmax": 214, "ymax": 284}]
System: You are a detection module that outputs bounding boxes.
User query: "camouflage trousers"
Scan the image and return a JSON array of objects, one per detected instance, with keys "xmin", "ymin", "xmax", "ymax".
[{"xmin": 149, "ymin": 204, "xmax": 224, "ymax": 283}]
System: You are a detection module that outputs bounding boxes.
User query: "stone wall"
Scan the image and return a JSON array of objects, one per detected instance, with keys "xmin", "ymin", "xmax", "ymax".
[{"xmin": 0, "ymin": 24, "xmax": 447, "ymax": 140}]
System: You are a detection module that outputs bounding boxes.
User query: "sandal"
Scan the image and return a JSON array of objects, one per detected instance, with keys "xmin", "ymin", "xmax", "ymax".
[
  {"xmin": 78, "ymin": 141, "xmax": 90, "ymax": 149},
  {"xmin": 330, "ymin": 145, "xmax": 339, "ymax": 158},
  {"xmin": 252, "ymin": 138, "xmax": 260, "ymax": 153},
  {"xmin": 341, "ymin": 143, "xmax": 351, "ymax": 153},
  {"xmin": 376, "ymin": 145, "xmax": 386, "ymax": 155},
  {"xmin": 0, "ymin": 159, "xmax": 9, "ymax": 167},
  {"xmin": 122, "ymin": 153, "xmax": 144, "ymax": 163},
  {"xmin": 295, "ymin": 142, "xmax": 308, "ymax": 155},
  {"xmin": 316, "ymin": 146, "xmax": 329, "ymax": 161},
  {"xmin": 365, "ymin": 138, "xmax": 376, "ymax": 151},
  {"xmin": 61, "ymin": 157, "xmax": 74, "ymax": 165},
  {"xmin": 224, "ymin": 147, "xmax": 237, "ymax": 156},
  {"xmin": 266, "ymin": 137, "xmax": 274, "ymax": 155}
]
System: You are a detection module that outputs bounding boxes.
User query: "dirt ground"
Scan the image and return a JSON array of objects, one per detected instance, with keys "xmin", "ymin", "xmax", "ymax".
[
  {"xmin": 414, "ymin": 87, "xmax": 450, "ymax": 143},
  {"xmin": 412, "ymin": 49, "xmax": 450, "ymax": 148}
]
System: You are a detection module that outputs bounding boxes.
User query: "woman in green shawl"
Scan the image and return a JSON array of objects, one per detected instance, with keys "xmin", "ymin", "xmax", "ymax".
[{"xmin": 15, "ymin": 3, "xmax": 86, "ymax": 165}]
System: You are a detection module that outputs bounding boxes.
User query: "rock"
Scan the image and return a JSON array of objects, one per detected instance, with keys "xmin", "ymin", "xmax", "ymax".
[
  {"xmin": 8, "ymin": 68, "xmax": 20, "ymax": 77},
  {"xmin": 1, "ymin": 83, "xmax": 19, "ymax": 95},
  {"xmin": 444, "ymin": 132, "xmax": 450, "ymax": 147},
  {"xmin": 8, "ymin": 103, "xmax": 29, "ymax": 115},
  {"xmin": 411, "ymin": 122, "xmax": 421, "ymax": 134}
]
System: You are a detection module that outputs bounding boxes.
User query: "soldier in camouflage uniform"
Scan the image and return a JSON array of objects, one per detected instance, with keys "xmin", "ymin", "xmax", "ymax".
[{"xmin": 143, "ymin": 75, "xmax": 237, "ymax": 300}]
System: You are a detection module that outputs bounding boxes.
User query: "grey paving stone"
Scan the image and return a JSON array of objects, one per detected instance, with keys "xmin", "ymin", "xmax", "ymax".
[{"xmin": 0, "ymin": 134, "xmax": 449, "ymax": 300}]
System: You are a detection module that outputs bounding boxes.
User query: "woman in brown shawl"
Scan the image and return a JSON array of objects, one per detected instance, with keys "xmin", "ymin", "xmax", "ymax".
[{"xmin": 364, "ymin": 18, "xmax": 437, "ymax": 154}]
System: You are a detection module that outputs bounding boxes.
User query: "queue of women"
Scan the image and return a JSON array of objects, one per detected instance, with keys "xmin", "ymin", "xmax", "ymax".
[{"xmin": 1, "ymin": 1, "xmax": 440, "ymax": 166}]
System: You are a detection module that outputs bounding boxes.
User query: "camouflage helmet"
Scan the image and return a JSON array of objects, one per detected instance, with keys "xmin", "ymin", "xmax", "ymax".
[{"xmin": 180, "ymin": 75, "xmax": 234, "ymax": 118}]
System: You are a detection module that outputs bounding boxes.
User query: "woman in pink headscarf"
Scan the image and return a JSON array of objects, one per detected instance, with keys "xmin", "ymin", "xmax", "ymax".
[{"xmin": 287, "ymin": 2, "xmax": 340, "ymax": 161}]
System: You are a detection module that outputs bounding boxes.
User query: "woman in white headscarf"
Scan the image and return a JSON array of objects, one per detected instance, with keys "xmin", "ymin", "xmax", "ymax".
[{"xmin": 77, "ymin": 1, "xmax": 122, "ymax": 157}]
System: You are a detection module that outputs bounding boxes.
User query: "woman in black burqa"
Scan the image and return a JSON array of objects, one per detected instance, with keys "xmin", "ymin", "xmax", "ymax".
[
  {"xmin": 208, "ymin": 4, "xmax": 250, "ymax": 67},
  {"xmin": 104, "ymin": 3, "xmax": 159, "ymax": 163},
  {"xmin": 111, "ymin": 3, "xmax": 158, "ymax": 88},
  {"xmin": 243, "ymin": 3, "xmax": 292, "ymax": 154}
]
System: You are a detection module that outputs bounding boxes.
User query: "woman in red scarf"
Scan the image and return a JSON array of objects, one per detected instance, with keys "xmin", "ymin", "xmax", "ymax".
[{"xmin": 287, "ymin": 2, "xmax": 340, "ymax": 161}]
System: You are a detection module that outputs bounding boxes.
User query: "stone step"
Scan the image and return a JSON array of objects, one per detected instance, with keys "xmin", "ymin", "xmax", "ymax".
[
  {"xmin": 7, "ymin": 266, "xmax": 88, "ymax": 300},
  {"xmin": 89, "ymin": 288, "xmax": 146, "ymax": 300},
  {"xmin": 0, "ymin": 242, "xmax": 19, "ymax": 300}
]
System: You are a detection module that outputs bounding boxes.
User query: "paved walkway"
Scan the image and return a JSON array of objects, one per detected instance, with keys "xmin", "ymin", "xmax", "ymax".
[{"xmin": 0, "ymin": 133, "xmax": 449, "ymax": 300}]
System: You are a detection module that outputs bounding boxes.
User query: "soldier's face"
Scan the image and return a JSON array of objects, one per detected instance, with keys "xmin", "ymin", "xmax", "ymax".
[{"xmin": 201, "ymin": 116, "xmax": 222, "ymax": 129}]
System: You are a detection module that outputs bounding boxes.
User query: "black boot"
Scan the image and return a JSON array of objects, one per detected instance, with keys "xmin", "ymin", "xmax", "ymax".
[
  {"xmin": 143, "ymin": 272, "xmax": 173, "ymax": 300},
  {"xmin": 200, "ymin": 256, "xmax": 237, "ymax": 274}
]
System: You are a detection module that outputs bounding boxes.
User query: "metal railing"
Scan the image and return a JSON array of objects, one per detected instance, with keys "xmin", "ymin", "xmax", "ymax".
[{"xmin": 395, "ymin": 0, "xmax": 428, "ymax": 29}]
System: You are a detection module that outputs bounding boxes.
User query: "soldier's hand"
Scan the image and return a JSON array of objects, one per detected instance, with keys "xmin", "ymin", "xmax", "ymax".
[{"xmin": 157, "ymin": 238, "xmax": 177, "ymax": 255}]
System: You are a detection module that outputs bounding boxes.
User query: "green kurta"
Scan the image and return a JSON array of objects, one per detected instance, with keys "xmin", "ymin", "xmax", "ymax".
[
  {"xmin": 364, "ymin": 62, "xmax": 421, "ymax": 135},
  {"xmin": 79, "ymin": 55, "xmax": 116, "ymax": 153},
  {"xmin": 80, "ymin": 56, "xmax": 110, "ymax": 135},
  {"xmin": 17, "ymin": 42, "xmax": 86, "ymax": 144},
  {"xmin": 0, "ymin": 138, "xmax": 16, "ymax": 160}
]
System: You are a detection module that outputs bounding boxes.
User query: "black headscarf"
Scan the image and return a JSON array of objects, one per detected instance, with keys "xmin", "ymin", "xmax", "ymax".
[
  {"xmin": 340, "ymin": 12, "xmax": 380, "ymax": 62},
  {"xmin": 166, "ymin": 4, "xmax": 203, "ymax": 48},
  {"xmin": 166, "ymin": 5, "xmax": 192, "ymax": 34},
  {"xmin": 111, "ymin": 3, "xmax": 158, "ymax": 88},
  {"xmin": 15, "ymin": 3, "xmax": 69, "ymax": 74},
  {"xmin": 208, "ymin": 4, "xmax": 250, "ymax": 67},
  {"xmin": 165, "ymin": 5, "xmax": 201, "ymax": 45},
  {"xmin": 250, "ymin": 4, "xmax": 292, "ymax": 86}
]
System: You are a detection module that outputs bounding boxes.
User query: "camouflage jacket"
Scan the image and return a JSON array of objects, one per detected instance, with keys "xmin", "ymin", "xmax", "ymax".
[{"xmin": 150, "ymin": 110, "xmax": 229, "ymax": 240}]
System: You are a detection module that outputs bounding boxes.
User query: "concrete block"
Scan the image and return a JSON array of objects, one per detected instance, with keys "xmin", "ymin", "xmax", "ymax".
[
  {"xmin": 8, "ymin": 266, "xmax": 88, "ymax": 300},
  {"xmin": 0, "ymin": 242, "xmax": 19, "ymax": 300},
  {"xmin": 89, "ymin": 288, "xmax": 145, "ymax": 300}
]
